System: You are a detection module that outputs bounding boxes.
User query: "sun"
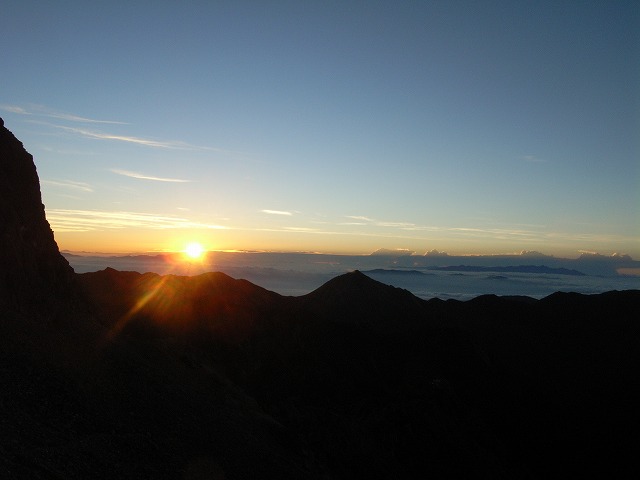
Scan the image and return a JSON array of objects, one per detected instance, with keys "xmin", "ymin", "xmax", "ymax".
[{"xmin": 184, "ymin": 242, "xmax": 205, "ymax": 260}]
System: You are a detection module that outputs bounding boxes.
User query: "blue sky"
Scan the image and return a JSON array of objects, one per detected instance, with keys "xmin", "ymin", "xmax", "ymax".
[{"xmin": 2, "ymin": 1, "xmax": 638, "ymax": 256}]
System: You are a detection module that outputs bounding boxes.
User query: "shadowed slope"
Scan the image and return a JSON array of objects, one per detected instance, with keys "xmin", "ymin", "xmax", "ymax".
[{"xmin": 79, "ymin": 268, "xmax": 284, "ymax": 340}]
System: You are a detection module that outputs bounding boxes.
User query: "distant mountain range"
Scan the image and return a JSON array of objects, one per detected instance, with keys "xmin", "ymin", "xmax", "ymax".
[
  {"xmin": 364, "ymin": 265, "xmax": 587, "ymax": 276},
  {"xmin": 426, "ymin": 264, "xmax": 586, "ymax": 275},
  {"xmin": 61, "ymin": 249, "xmax": 640, "ymax": 277},
  {"xmin": 363, "ymin": 268, "xmax": 430, "ymax": 276}
]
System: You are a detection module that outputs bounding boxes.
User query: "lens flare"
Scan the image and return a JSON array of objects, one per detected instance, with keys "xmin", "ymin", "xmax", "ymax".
[{"xmin": 185, "ymin": 242, "xmax": 204, "ymax": 259}]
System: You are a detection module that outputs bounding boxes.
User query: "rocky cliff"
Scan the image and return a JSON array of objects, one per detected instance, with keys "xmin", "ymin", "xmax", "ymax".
[{"xmin": 0, "ymin": 117, "xmax": 75, "ymax": 311}]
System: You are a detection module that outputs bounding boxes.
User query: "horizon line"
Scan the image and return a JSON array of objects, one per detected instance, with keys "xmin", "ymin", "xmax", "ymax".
[{"xmin": 59, "ymin": 249, "xmax": 636, "ymax": 261}]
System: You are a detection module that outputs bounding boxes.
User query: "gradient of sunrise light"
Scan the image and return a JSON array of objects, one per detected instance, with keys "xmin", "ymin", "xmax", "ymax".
[{"xmin": 1, "ymin": 1, "xmax": 638, "ymax": 258}]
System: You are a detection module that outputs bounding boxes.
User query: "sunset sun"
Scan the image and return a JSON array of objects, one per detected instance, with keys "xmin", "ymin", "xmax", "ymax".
[{"xmin": 184, "ymin": 242, "xmax": 204, "ymax": 260}]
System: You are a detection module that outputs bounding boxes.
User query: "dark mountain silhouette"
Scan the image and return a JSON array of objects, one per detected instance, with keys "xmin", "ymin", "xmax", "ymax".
[
  {"xmin": 2, "ymin": 117, "xmax": 640, "ymax": 479},
  {"xmin": 430, "ymin": 264, "xmax": 586, "ymax": 275},
  {"xmin": 298, "ymin": 270, "xmax": 429, "ymax": 331},
  {"xmin": 0, "ymin": 117, "xmax": 76, "ymax": 312},
  {"xmin": 75, "ymin": 267, "xmax": 640, "ymax": 479}
]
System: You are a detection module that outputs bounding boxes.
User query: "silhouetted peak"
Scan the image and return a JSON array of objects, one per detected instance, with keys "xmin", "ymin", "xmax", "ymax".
[
  {"xmin": 308, "ymin": 270, "xmax": 392, "ymax": 298},
  {"xmin": 0, "ymin": 120, "xmax": 75, "ymax": 311},
  {"xmin": 303, "ymin": 270, "xmax": 427, "ymax": 330},
  {"xmin": 467, "ymin": 293, "xmax": 501, "ymax": 305}
]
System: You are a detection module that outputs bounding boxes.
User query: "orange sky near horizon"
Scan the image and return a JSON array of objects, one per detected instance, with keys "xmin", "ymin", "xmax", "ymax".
[{"xmin": 50, "ymin": 222, "xmax": 636, "ymax": 260}]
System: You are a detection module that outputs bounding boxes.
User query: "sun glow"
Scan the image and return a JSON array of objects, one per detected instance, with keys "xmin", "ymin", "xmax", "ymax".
[{"xmin": 184, "ymin": 242, "xmax": 204, "ymax": 259}]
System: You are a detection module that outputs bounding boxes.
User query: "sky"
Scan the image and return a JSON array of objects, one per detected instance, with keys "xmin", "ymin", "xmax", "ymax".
[{"xmin": 1, "ymin": 1, "xmax": 638, "ymax": 257}]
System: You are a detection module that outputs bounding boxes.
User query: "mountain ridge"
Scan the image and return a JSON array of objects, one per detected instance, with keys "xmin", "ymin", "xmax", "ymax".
[{"xmin": 75, "ymin": 267, "xmax": 640, "ymax": 478}]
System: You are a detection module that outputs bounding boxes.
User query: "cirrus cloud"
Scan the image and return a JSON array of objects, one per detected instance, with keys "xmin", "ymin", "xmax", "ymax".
[
  {"xmin": 45, "ymin": 209, "xmax": 228, "ymax": 232},
  {"xmin": 42, "ymin": 179, "xmax": 94, "ymax": 192},
  {"xmin": 261, "ymin": 209, "xmax": 293, "ymax": 216},
  {"xmin": 110, "ymin": 169, "xmax": 191, "ymax": 183},
  {"xmin": 0, "ymin": 103, "xmax": 127, "ymax": 124}
]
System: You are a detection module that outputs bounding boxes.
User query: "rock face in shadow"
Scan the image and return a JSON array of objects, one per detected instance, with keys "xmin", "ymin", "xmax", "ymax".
[{"xmin": 0, "ymin": 117, "xmax": 75, "ymax": 311}]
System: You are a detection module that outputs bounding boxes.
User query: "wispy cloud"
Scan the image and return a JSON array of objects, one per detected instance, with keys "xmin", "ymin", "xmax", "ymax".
[
  {"xmin": 1, "ymin": 105, "xmax": 28, "ymax": 114},
  {"xmin": 56, "ymin": 125, "xmax": 190, "ymax": 149},
  {"xmin": 333, "ymin": 214, "xmax": 563, "ymax": 244},
  {"xmin": 346, "ymin": 215, "xmax": 374, "ymax": 222},
  {"xmin": 283, "ymin": 226, "xmax": 317, "ymax": 232},
  {"xmin": 46, "ymin": 123, "xmax": 228, "ymax": 152},
  {"xmin": 0, "ymin": 104, "xmax": 127, "ymax": 124},
  {"xmin": 248, "ymin": 226, "xmax": 429, "ymax": 241},
  {"xmin": 46, "ymin": 209, "xmax": 228, "ymax": 232},
  {"xmin": 41, "ymin": 145, "xmax": 99, "ymax": 156},
  {"xmin": 377, "ymin": 221, "xmax": 418, "ymax": 229},
  {"xmin": 344, "ymin": 215, "xmax": 421, "ymax": 230},
  {"xmin": 261, "ymin": 209, "xmax": 293, "ymax": 216},
  {"xmin": 344, "ymin": 215, "xmax": 424, "ymax": 230},
  {"xmin": 446, "ymin": 226, "xmax": 544, "ymax": 241},
  {"xmin": 42, "ymin": 179, "xmax": 94, "ymax": 192},
  {"xmin": 43, "ymin": 111, "xmax": 126, "ymax": 124},
  {"xmin": 110, "ymin": 169, "xmax": 190, "ymax": 183},
  {"xmin": 4, "ymin": 103, "xmax": 240, "ymax": 153}
]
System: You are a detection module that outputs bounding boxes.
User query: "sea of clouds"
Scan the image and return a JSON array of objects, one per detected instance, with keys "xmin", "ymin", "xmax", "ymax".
[{"xmin": 64, "ymin": 251, "xmax": 640, "ymax": 300}]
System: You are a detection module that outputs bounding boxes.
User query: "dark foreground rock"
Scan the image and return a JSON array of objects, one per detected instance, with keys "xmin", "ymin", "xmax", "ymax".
[{"xmin": 0, "ymin": 118, "xmax": 77, "ymax": 315}]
